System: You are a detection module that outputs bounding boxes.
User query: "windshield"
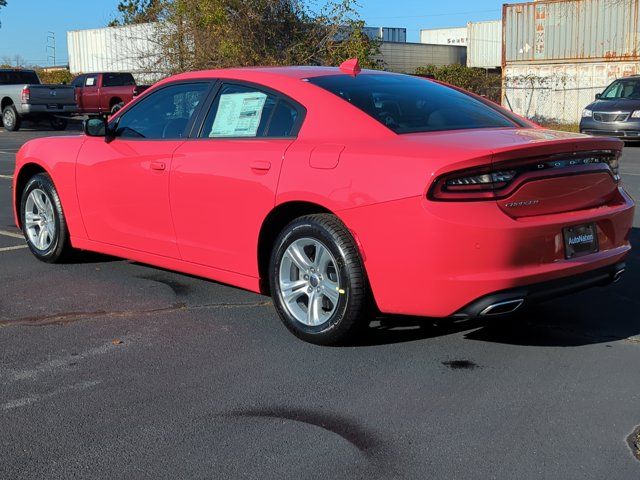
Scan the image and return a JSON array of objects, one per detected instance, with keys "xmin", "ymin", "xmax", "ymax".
[
  {"xmin": 0, "ymin": 70, "xmax": 40, "ymax": 85},
  {"xmin": 601, "ymin": 79, "xmax": 640, "ymax": 99},
  {"xmin": 306, "ymin": 73, "xmax": 516, "ymax": 134}
]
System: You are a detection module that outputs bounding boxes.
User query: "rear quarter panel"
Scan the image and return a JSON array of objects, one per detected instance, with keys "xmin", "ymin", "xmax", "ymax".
[{"xmin": 13, "ymin": 136, "xmax": 87, "ymax": 240}]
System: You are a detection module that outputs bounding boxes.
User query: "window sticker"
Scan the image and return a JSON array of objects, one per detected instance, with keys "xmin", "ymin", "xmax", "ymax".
[
  {"xmin": 86, "ymin": 77, "xmax": 96, "ymax": 86},
  {"xmin": 209, "ymin": 92, "xmax": 267, "ymax": 137}
]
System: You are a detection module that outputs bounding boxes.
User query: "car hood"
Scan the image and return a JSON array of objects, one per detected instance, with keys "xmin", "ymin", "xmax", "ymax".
[{"xmin": 586, "ymin": 98, "xmax": 640, "ymax": 111}]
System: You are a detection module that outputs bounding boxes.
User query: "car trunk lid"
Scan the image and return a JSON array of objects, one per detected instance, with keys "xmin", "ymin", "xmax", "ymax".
[{"xmin": 412, "ymin": 128, "xmax": 622, "ymax": 216}]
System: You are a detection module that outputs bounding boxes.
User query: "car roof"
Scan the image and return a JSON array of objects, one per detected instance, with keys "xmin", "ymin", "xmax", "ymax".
[{"xmin": 164, "ymin": 66, "xmax": 398, "ymax": 83}]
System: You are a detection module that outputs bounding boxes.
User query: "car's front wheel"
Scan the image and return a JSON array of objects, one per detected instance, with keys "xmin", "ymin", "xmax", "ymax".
[
  {"xmin": 269, "ymin": 214, "xmax": 367, "ymax": 345},
  {"xmin": 20, "ymin": 173, "xmax": 74, "ymax": 263}
]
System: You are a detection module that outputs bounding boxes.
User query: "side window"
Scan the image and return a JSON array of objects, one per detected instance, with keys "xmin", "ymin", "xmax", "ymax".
[
  {"xmin": 199, "ymin": 84, "xmax": 300, "ymax": 139},
  {"xmin": 603, "ymin": 82, "xmax": 621, "ymax": 99},
  {"xmin": 122, "ymin": 73, "xmax": 136, "ymax": 86},
  {"xmin": 114, "ymin": 82, "xmax": 209, "ymax": 140},
  {"xmin": 267, "ymin": 101, "xmax": 299, "ymax": 137},
  {"xmin": 71, "ymin": 75, "xmax": 85, "ymax": 87},
  {"xmin": 104, "ymin": 73, "xmax": 128, "ymax": 87},
  {"xmin": 85, "ymin": 75, "xmax": 98, "ymax": 87},
  {"xmin": 200, "ymin": 84, "xmax": 276, "ymax": 138}
]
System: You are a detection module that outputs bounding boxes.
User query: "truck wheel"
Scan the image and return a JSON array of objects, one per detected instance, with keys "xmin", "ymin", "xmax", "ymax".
[
  {"xmin": 2, "ymin": 105, "xmax": 21, "ymax": 132},
  {"xmin": 50, "ymin": 116, "xmax": 68, "ymax": 131},
  {"xmin": 110, "ymin": 102, "xmax": 124, "ymax": 115}
]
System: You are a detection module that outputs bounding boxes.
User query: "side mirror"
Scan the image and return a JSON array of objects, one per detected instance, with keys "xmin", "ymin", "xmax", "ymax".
[
  {"xmin": 595, "ymin": 93, "xmax": 602, "ymax": 100},
  {"xmin": 84, "ymin": 117, "xmax": 107, "ymax": 137}
]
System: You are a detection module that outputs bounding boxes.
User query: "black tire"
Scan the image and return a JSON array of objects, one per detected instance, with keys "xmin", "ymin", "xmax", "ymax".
[
  {"xmin": 110, "ymin": 102, "xmax": 124, "ymax": 115},
  {"xmin": 49, "ymin": 116, "xmax": 68, "ymax": 131},
  {"xmin": 2, "ymin": 104, "xmax": 21, "ymax": 131},
  {"xmin": 20, "ymin": 173, "xmax": 74, "ymax": 263},
  {"xmin": 269, "ymin": 214, "xmax": 367, "ymax": 345}
]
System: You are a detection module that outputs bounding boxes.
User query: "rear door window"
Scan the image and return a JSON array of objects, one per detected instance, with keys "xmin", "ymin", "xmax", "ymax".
[
  {"xmin": 200, "ymin": 84, "xmax": 300, "ymax": 138},
  {"xmin": 103, "ymin": 73, "xmax": 124, "ymax": 87}
]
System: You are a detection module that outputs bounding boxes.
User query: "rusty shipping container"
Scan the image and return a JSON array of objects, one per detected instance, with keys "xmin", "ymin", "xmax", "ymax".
[{"xmin": 503, "ymin": 0, "xmax": 640, "ymax": 64}]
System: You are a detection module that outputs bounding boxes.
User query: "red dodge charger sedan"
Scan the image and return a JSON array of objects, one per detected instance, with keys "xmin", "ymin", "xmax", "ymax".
[{"xmin": 12, "ymin": 61, "xmax": 635, "ymax": 344}]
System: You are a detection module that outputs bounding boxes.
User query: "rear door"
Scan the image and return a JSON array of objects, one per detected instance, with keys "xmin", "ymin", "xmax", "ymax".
[{"xmin": 170, "ymin": 82, "xmax": 304, "ymax": 276}]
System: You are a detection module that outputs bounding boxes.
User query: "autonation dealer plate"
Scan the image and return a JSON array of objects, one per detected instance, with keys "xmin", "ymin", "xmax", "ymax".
[{"xmin": 563, "ymin": 223, "xmax": 599, "ymax": 259}]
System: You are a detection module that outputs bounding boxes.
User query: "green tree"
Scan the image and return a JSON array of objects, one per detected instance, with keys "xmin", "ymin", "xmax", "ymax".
[
  {"xmin": 415, "ymin": 64, "xmax": 502, "ymax": 103},
  {"xmin": 147, "ymin": 0, "xmax": 380, "ymax": 74},
  {"xmin": 0, "ymin": 0, "xmax": 7, "ymax": 28},
  {"xmin": 109, "ymin": 0, "xmax": 161, "ymax": 27}
]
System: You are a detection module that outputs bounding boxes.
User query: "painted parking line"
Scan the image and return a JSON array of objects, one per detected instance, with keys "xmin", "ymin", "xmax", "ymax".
[
  {"xmin": 0, "ymin": 245, "xmax": 27, "ymax": 252},
  {"xmin": 0, "ymin": 230, "xmax": 23, "ymax": 239},
  {"xmin": 0, "ymin": 174, "xmax": 13, "ymax": 180}
]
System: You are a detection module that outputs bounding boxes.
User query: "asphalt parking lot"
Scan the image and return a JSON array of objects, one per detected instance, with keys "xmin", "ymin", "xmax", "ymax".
[{"xmin": 1, "ymin": 123, "xmax": 639, "ymax": 480}]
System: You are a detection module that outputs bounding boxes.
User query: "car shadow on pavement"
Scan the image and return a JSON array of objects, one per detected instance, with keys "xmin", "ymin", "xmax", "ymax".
[{"xmin": 351, "ymin": 227, "xmax": 640, "ymax": 348}]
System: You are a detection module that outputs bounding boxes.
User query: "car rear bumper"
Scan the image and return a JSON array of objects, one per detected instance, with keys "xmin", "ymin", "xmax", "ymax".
[
  {"xmin": 19, "ymin": 104, "xmax": 78, "ymax": 115},
  {"xmin": 452, "ymin": 261, "xmax": 626, "ymax": 319},
  {"xmin": 339, "ymin": 188, "xmax": 635, "ymax": 318}
]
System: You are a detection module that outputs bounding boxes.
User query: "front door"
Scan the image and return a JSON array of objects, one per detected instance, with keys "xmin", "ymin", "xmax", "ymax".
[{"xmin": 76, "ymin": 81, "xmax": 211, "ymax": 258}]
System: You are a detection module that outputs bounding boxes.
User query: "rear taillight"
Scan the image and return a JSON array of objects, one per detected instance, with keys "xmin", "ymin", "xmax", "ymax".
[
  {"xmin": 430, "ymin": 167, "xmax": 518, "ymax": 200},
  {"xmin": 21, "ymin": 87, "xmax": 30, "ymax": 104},
  {"xmin": 429, "ymin": 150, "xmax": 620, "ymax": 201}
]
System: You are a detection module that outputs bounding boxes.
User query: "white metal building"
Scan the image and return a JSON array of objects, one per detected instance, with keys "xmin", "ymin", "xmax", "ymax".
[
  {"xmin": 419, "ymin": 27, "xmax": 468, "ymax": 46},
  {"xmin": 420, "ymin": 22, "xmax": 501, "ymax": 69},
  {"xmin": 68, "ymin": 23, "xmax": 461, "ymax": 78}
]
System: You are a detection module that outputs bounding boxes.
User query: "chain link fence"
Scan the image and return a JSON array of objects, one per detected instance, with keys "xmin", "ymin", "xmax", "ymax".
[{"xmin": 502, "ymin": 68, "xmax": 623, "ymax": 126}]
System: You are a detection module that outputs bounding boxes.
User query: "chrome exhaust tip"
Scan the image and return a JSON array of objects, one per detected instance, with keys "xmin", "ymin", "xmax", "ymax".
[
  {"xmin": 479, "ymin": 299, "xmax": 525, "ymax": 317},
  {"xmin": 613, "ymin": 268, "xmax": 625, "ymax": 283}
]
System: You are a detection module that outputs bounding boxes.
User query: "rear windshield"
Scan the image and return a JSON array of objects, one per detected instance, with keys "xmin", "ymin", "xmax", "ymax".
[
  {"xmin": 103, "ymin": 73, "xmax": 136, "ymax": 87},
  {"xmin": 0, "ymin": 70, "xmax": 40, "ymax": 85},
  {"xmin": 306, "ymin": 73, "xmax": 515, "ymax": 134}
]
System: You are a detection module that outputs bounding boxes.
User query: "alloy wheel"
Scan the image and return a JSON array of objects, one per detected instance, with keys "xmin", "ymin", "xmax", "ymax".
[
  {"xmin": 278, "ymin": 237, "xmax": 343, "ymax": 326},
  {"xmin": 24, "ymin": 188, "xmax": 56, "ymax": 251}
]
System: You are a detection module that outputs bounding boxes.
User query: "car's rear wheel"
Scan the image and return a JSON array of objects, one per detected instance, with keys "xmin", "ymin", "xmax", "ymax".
[
  {"xmin": 20, "ymin": 173, "xmax": 73, "ymax": 263},
  {"xmin": 269, "ymin": 214, "xmax": 367, "ymax": 345},
  {"xmin": 2, "ymin": 105, "xmax": 21, "ymax": 132}
]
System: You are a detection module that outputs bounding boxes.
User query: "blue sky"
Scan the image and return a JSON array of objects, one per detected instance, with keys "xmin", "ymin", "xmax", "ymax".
[{"xmin": 0, "ymin": 0, "xmax": 503, "ymax": 66}]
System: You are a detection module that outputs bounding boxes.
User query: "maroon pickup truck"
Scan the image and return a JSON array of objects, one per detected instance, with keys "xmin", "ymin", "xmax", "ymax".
[{"xmin": 71, "ymin": 72, "xmax": 149, "ymax": 115}]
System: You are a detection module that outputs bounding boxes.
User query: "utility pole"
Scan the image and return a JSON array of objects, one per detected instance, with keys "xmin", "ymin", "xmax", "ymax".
[{"xmin": 46, "ymin": 31, "xmax": 56, "ymax": 66}]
